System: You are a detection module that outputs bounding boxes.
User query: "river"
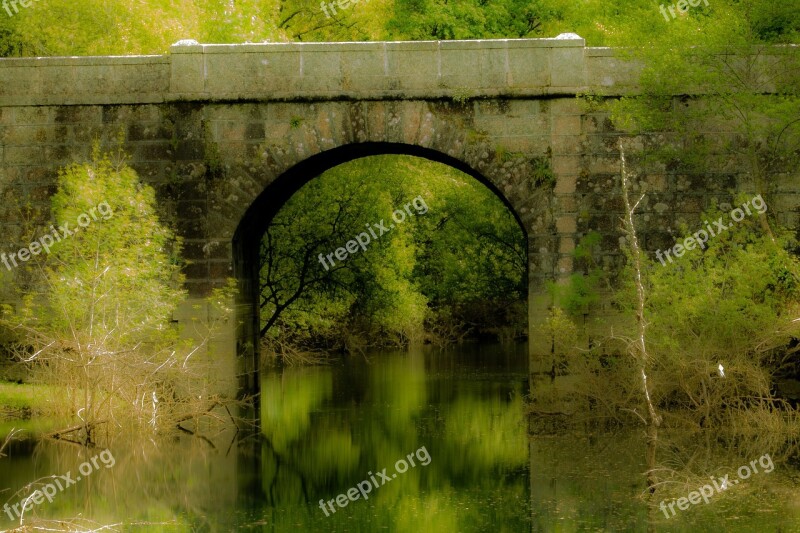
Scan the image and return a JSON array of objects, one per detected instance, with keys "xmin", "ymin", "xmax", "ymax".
[{"xmin": 1, "ymin": 342, "xmax": 799, "ymax": 531}]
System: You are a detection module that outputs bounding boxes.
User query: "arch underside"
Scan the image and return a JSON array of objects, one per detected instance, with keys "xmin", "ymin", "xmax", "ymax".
[{"xmin": 231, "ymin": 141, "xmax": 536, "ymax": 398}]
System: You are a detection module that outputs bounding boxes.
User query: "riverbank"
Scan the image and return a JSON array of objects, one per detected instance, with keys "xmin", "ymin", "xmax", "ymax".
[{"xmin": 0, "ymin": 381, "xmax": 60, "ymax": 421}]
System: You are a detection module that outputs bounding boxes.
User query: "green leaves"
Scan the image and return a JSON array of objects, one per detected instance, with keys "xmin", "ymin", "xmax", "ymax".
[
  {"xmin": 3, "ymin": 0, "xmax": 798, "ymax": 57},
  {"xmin": 0, "ymin": 147, "xmax": 200, "ymax": 441},
  {"xmin": 259, "ymin": 155, "xmax": 527, "ymax": 350},
  {"xmin": 634, "ymin": 200, "xmax": 800, "ymax": 363},
  {"xmin": 41, "ymin": 148, "xmax": 185, "ymax": 347},
  {"xmin": 386, "ymin": 0, "xmax": 548, "ymax": 40}
]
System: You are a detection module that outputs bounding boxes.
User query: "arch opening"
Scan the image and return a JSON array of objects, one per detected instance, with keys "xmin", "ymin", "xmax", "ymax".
[{"xmin": 232, "ymin": 143, "xmax": 529, "ymax": 398}]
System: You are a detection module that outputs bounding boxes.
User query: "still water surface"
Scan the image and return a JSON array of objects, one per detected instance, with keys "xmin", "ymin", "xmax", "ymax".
[{"xmin": 2, "ymin": 343, "xmax": 800, "ymax": 532}]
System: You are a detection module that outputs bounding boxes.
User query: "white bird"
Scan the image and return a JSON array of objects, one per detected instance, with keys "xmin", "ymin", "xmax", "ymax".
[{"xmin": 718, "ymin": 363, "xmax": 725, "ymax": 378}]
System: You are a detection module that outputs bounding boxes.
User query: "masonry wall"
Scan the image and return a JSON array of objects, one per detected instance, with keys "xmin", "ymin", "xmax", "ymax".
[{"xmin": 0, "ymin": 37, "xmax": 798, "ymax": 390}]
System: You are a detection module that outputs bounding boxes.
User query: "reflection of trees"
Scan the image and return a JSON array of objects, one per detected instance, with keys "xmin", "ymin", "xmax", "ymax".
[
  {"xmin": 529, "ymin": 430, "xmax": 800, "ymax": 531},
  {"xmin": 1, "ymin": 436, "xmax": 239, "ymax": 530},
  {"xmin": 261, "ymin": 423, "xmax": 362, "ymax": 506},
  {"xmin": 436, "ymin": 383, "xmax": 527, "ymax": 481},
  {"xmin": 261, "ymin": 368, "xmax": 333, "ymax": 452},
  {"xmin": 260, "ymin": 367, "xmax": 361, "ymax": 506},
  {"xmin": 258, "ymin": 350, "xmax": 531, "ymax": 530}
]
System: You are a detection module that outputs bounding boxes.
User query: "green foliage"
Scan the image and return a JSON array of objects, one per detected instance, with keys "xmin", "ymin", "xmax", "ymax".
[
  {"xmin": 556, "ymin": 272, "xmax": 601, "ymax": 317},
  {"xmin": 576, "ymin": 91, "xmax": 605, "ymax": 113},
  {"xmin": 547, "ymin": 231, "xmax": 603, "ymax": 317},
  {"xmin": 0, "ymin": 145, "xmax": 202, "ymax": 442},
  {"xmin": 529, "ymin": 155, "xmax": 556, "ymax": 189},
  {"xmin": 415, "ymin": 175, "xmax": 526, "ymax": 305},
  {"xmin": 0, "ymin": 0, "xmax": 282, "ymax": 56},
  {"xmin": 19, "ymin": 145, "xmax": 185, "ymax": 346},
  {"xmin": 1, "ymin": 0, "xmax": 799, "ymax": 57},
  {"xmin": 611, "ymin": 198, "xmax": 800, "ymax": 427},
  {"xmin": 260, "ymin": 155, "xmax": 433, "ymax": 350},
  {"xmin": 273, "ymin": 0, "xmax": 390, "ymax": 42},
  {"xmin": 595, "ymin": 1, "xmax": 800, "ymax": 201},
  {"xmin": 0, "ymin": 382, "xmax": 60, "ymax": 413},
  {"xmin": 539, "ymin": 0, "xmax": 800, "ymax": 47},
  {"xmin": 634, "ymin": 201, "xmax": 800, "ymax": 363},
  {"xmin": 259, "ymin": 155, "xmax": 527, "ymax": 353},
  {"xmin": 386, "ymin": 0, "xmax": 549, "ymax": 40},
  {"xmin": 539, "ymin": 307, "xmax": 578, "ymax": 371},
  {"xmin": 450, "ymin": 87, "xmax": 473, "ymax": 107}
]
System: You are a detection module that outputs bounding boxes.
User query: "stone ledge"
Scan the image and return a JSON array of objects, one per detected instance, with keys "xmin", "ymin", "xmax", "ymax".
[
  {"xmin": 0, "ymin": 36, "xmax": 597, "ymax": 107},
  {"xmin": 170, "ymin": 36, "xmax": 587, "ymax": 55},
  {"xmin": 0, "ymin": 55, "xmax": 168, "ymax": 67}
]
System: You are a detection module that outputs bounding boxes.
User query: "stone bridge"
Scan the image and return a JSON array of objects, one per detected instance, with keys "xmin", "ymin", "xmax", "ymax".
[{"xmin": 0, "ymin": 35, "xmax": 796, "ymax": 397}]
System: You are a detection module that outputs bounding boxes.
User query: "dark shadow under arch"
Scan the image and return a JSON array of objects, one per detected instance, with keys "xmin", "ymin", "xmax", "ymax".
[{"xmin": 232, "ymin": 142, "xmax": 529, "ymax": 400}]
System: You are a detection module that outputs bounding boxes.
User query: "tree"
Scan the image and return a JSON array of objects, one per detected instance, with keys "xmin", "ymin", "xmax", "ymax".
[
  {"xmin": 260, "ymin": 156, "xmax": 430, "ymax": 356},
  {"xmin": 0, "ymin": 0, "xmax": 283, "ymax": 57},
  {"xmin": 386, "ymin": 0, "xmax": 549, "ymax": 40},
  {"xmin": 1, "ymin": 145, "xmax": 231, "ymax": 445},
  {"xmin": 565, "ymin": 0, "xmax": 800, "ymax": 435},
  {"xmin": 413, "ymin": 172, "xmax": 527, "ymax": 341},
  {"xmin": 618, "ymin": 143, "xmax": 660, "ymax": 427},
  {"xmin": 259, "ymin": 155, "xmax": 528, "ymax": 359},
  {"xmin": 274, "ymin": 0, "xmax": 379, "ymax": 41}
]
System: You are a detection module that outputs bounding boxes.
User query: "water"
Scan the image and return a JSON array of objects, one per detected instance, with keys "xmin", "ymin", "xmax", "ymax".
[
  {"xmin": 1, "ymin": 343, "xmax": 799, "ymax": 532},
  {"xmin": 247, "ymin": 343, "xmax": 531, "ymax": 532}
]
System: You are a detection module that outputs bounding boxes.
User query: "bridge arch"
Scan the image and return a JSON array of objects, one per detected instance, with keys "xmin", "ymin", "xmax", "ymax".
[
  {"xmin": 0, "ymin": 38, "xmax": 617, "ymax": 400},
  {"xmin": 232, "ymin": 141, "xmax": 533, "ymax": 397}
]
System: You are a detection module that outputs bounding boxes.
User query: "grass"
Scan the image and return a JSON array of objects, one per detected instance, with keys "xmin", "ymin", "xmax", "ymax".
[
  {"xmin": 0, "ymin": 382, "xmax": 68, "ymax": 440},
  {"xmin": 0, "ymin": 382, "xmax": 63, "ymax": 417},
  {"xmin": 0, "ymin": 417, "xmax": 62, "ymax": 439}
]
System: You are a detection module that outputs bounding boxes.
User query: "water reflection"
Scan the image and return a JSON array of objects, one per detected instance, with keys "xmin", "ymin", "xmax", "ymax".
[
  {"xmin": 2, "ymin": 343, "xmax": 800, "ymax": 531},
  {"xmin": 253, "ymin": 344, "xmax": 531, "ymax": 532},
  {"xmin": 0, "ymin": 434, "xmax": 239, "ymax": 531},
  {"xmin": 529, "ymin": 430, "xmax": 800, "ymax": 532}
]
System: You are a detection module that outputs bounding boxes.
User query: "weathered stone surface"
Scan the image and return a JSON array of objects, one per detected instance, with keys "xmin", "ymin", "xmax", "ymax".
[{"xmin": 0, "ymin": 38, "xmax": 797, "ymax": 394}]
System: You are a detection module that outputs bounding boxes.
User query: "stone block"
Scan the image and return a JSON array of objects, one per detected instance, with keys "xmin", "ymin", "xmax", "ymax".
[
  {"xmin": 341, "ymin": 48, "xmax": 388, "ymax": 92},
  {"xmin": 14, "ymin": 106, "xmax": 56, "ymax": 126},
  {"xmin": 559, "ymin": 237, "xmax": 576, "ymax": 254},
  {"xmin": 209, "ymin": 260, "xmax": 233, "ymax": 279},
  {"xmin": 554, "ymin": 114, "xmax": 582, "ymax": 136},
  {"xmin": 507, "ymin": 47, "xmax": 550, "ymax": 88},
  {"xmin": 552, "ymin": 155, "xmax": 580, "ymax": 176},
  {"xmin": 557, "ymin": 256, "xmax": 574, "ymax": 274},
  {"xmin": 5, "ymin": 146, "xmax": 42, "ymax": 165},
  {"xmin": 0, "ymin": 66, "xmax": 41, "ymax": 99},
  {"xmin": 554, "ymin": 174, "xmax": 576, "ymax": 194},
  {"xmin": 551, "ymin": 134, "xmax": 582, "ymax": 155},
  {"xmin": 386, "ymin": 42, "xmax": 439, "ymax": 91},
  {"xmin": 170, "ymin": 49, "xmax": 205, "ymax": 94},
  {"xmin": 556, "ymin": 215, "xmax": 577, "ymax": 233}
]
